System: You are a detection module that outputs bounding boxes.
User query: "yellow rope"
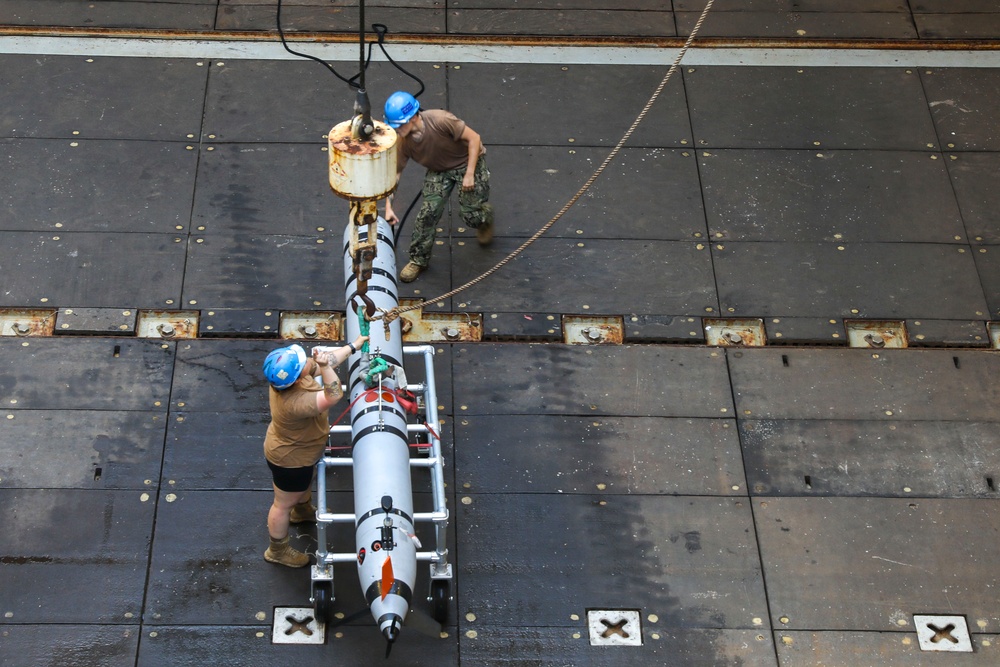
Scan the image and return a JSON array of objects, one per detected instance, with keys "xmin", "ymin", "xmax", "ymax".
[{"xmin": 373, "ymin": 0, "xmax": 717, "ymax": 325}]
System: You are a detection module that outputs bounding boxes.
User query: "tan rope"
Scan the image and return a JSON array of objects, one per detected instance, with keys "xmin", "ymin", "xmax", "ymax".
[{"xmin": 374, "ymin": 0, "xmax": 716, "ymax": 325}]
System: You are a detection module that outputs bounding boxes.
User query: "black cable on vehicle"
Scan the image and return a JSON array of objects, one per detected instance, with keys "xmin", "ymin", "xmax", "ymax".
[{"xmin": 393, "ymin": 191, "xmax": 423, "ymax": 246}]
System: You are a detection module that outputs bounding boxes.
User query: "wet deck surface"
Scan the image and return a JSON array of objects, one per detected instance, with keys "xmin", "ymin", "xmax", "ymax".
[{"xmin": 2, "ymin": 2, "xmax": 1000, "ymax": 666}]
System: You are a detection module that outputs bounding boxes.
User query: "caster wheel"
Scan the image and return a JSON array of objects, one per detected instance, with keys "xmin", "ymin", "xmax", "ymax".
[
  {"xmin": 430, "ymin": 580, "xmax": 449, "ymax": 624},
  {"xmin": 313, "ymin": 582, "xmax": 333, "ymax": 625}
]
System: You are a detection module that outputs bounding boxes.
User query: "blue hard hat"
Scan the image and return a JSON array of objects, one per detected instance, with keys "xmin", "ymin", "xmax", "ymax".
[
  {"xmin": 263, "ymin": 344, "xmax": 307, "ymax": 390},
  {"xmin": 384, "ymin": 91, "xmax": 419, "ymax": 129}
]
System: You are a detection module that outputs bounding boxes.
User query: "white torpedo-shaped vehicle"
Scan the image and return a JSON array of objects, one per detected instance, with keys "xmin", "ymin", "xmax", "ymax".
[{"xmin": 309, "ymin": 112, "xmax": 452, "ymax": 652}]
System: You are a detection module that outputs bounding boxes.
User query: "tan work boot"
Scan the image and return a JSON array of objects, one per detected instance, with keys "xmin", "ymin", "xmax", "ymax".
[
  {"xmin": 400, "ymin": 261, "xmax": 425, "ymax": 283},
  {"xmin": 264, "ymin": 536, "xmax": 310, "ymax": 568},
  {"xmin": 289, "ymin": 501, "xmax": 316, "ymax": 524},
  {"xmin": 476, "ymin": 222, "xmax": 493, "ymax": 246},
  {"xmin": 476, "ymin": 204, "xmax": 495, "ymax": 246}
]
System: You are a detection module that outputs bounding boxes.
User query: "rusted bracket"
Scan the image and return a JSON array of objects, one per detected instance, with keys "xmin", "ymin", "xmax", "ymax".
[
  {"xmin": 396, "ymin": 299, "xmax": 482, "ymax": 342},
  {"xmin": 0, "ymin": 309, "xmax": 56, "ymax": 336},
  {"xmin": 349, "ymin": 200, "xmax": 379, "ymax": 288},
  {"xmin": 279, "ymin": 312, "xmax": 342, "ymax": 340},
  {"xmin": 136, "ymin": 310, "xmax": 199, "ymax": 339},
  {"xmin": 704, "ymin": 318, "xmax": 766, "ymax": 347},
  {"xmin": 562, "ymin": 315, "xmax": 624, "ymax": 345},
  {"xmin": 845, "ymin": 320, "xmax": 907, "ymax": 349}
]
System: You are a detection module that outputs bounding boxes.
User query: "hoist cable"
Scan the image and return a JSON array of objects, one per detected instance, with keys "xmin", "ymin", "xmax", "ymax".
[
  {"xmin": 276, "ymin": 0, "xmax": 357, "ymax": 87},
  {"xmin": 275, "ymin": 2, "xmax": 426, "ymax": 98}
]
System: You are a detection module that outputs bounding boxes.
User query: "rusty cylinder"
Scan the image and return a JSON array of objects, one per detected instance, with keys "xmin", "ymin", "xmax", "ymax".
[{"xmin": 328, "ymin": 118, "xmax": 398, "ymax": 202}]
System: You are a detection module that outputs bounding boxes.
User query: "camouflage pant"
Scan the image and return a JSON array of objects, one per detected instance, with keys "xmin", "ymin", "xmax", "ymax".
[{"xmin": 408, "ymin": 155, "xmax": 492, "ymax": 267}]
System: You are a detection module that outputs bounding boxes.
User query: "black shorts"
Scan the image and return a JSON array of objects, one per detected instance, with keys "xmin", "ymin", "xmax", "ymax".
[{"xmin": 267, "ymin": 460, "xmax": 314, "ymax": 493}]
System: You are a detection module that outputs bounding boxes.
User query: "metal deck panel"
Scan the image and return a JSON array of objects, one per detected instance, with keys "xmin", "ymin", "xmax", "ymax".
[
  {"xmin": 0, "ymin": 0, "xmax": 215, "ymax": 30},
  {"xmin": 686, "ymin": 67, "xmax": 938, "ymax": 150},
  {"xmin": 0, "ymin": 338, "xmax": 174, "ymax": 411},
  {"xmin": 456, "ymin": 415, "xmax": 746, "ymax": 496},
  {"xmin": 452, "ymin": 344, "xmax": 734, "ymax": 417},
  {"xmin": 135, "ymin": 624, "xmax": 457, "ymax": 667},
  {"xmin": 0, "ymin": 231, "xmax": 187, "ymax": 308},
  {"xmin": 0, "ymin": 624, "xmax": 139, "ymax": 667},
  {"xmin": 489, "ymin": 145, "xmax": 706, "ymax": 240},
  {"xmin": 181, "ymin": 232, "xmax": 400, "ymax": 311},
  {"xmin": 676, "ymin": 11, "xmax": 917, "ymax": 39},
  {"xmin": 0, "ymin": 410, "xmax": 166, "ymax": 490},
  {"xmin": 192, "ymin": 143, "xmax": 335, "ymax": 236},
  {"xmin": 3, "ymin": 4, "xmax": 1000, "ymax": 663},
  {"xmin": 448, "ymin": 9, "xmax": 675, "ymax": 37},
  {"xmin": 714, "ymin": 241, "xmax": 990, "ymax": 319},
  {"xmin": 754, "ymin": 497, "xmax": 1000, "ymax": 631},
  {"xmin": 201, "ymin": 60, "xmax": 448, "ymax": 143},
  {"xmin": 169, "ymin": 339, "xmax": 454, "ymax": 415},
  {"xmin": 144, "ymin": 488, "xmax": 321, "ymax": 625},
  {"xmin": 906, "ymin": 317, "xmax": 991, "ymax": 347},
  {"xmin": 917, "ymin": 13, "xmax": 1000, "ymax": 39},
  {"xmin": 699, "ymin": 149, "xmax": 967, "ymax": 243},
  {"xmin": 460, "ymin": 627, "xmax": 777, "ymax": 667},
  {"xmin": 913, "ymin": 1, "xmax": 1000, "ymax": 10},
  {"xmin": 923, "ymin": 69, "xmax": 1000, "ymax": 151},
  {"xmin": 728, "ymin": 348, "xmax": 1000, "ymax": 422},
  {"xmin": 741, "ymin": 419, "xmax": 1000, "ymax": 498},
  {"xmin": 215, "ymin": 5, "xmax": 446, "ymax": 34},
  {"xmin": 973, "ymin": 246, "xmax": 1000, "ymax": 318},
  {"xmin": 946, "ymin": 152, "xmax": 1000, "ymax": 243},
  {"xmin": 169, "ymin": 340, "xmax": 281, "ymax": 414},
  {"xmin": 162, "ymin": 410, "xmax": 272, "ymax": 490},
  {"xmin": 449, "ymin": 64, "xmax": 692, "ymax": 148},
  {"xmin": 144, "ymin": 489, "xmax": 454, "ymax": 626},
  {"xmin": 0, "ymin": 55, "xmax": 207, "ymax": 141},
  {"xmin": 0, "ymin": 139, "xmax": 198, "ymax": 233},
  {"xmin": 452, "ymin": 238, "xmax": 717, "ymax": 316},
  {"xmin": 163, "ymin": 410, "xmax": 455, "ymax": 492},
  {"xmin": 454, "ymin": 0, "xmax": 667, "ymax": 7},
  {"xmin": 220, "ymin": 0, "xmax": 440, "ymax": 4},
  {"xmin": 198, "ymin": 307, "xmax": 280, "ymax": 337},
  {"xmin": 0, "ymin": 488, "xmax": 154, "ymax": 624},
  {"xmin": 775, "ymin": 630, "xmax": 1000, "ymax": 667},
  {"xmin": 4, "ymin": 0, "xmax": 996, "ymax": 42},
  {"xmin": 675, "ymin": 1, "xmax": 911, "ymax": 10},
  {"xmin": 458, "ymin": 494, "xmax": 766, "ymax": 629}
]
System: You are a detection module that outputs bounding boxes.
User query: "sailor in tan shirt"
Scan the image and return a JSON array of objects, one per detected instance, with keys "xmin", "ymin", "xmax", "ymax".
[{"xmin": 260, "ymin": 335, "xmax": 367, "ymax": 567}]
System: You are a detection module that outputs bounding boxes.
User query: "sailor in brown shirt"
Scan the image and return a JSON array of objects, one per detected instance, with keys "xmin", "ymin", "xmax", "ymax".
[
  {"xmin": 383, "ymin": 90, "xmax": 495, "ymax": 282},
  {"xmin": 260, "ymin": 335, "xmax": 367, "ymax": 567}
]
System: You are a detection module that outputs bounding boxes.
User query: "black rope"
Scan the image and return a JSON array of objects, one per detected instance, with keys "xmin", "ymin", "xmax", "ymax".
[
  {"xmin": 392, "ymin": 191, "xmax": 423, "ymax": 246},
  {"xmin": 276, "ymin": 0, "xmax": 357, "ymax": 87},
  {"xmin": 371, "ymin": 24, "xmax": 425, "ymax": 98},
  {"xmin": 275, "ymin": 2, "xmax": 427, "ymax": 100}
]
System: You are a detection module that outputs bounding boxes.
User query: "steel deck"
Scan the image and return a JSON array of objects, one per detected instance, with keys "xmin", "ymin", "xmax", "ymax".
[{"xmin": 1, "ymin": 2, "xmax": 1000, "ymax": 666}]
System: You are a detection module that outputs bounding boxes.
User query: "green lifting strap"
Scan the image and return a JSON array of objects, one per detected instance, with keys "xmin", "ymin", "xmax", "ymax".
[
  {"xmin": 357, "ymin": 305, "xmax": 371, "ymax": 354},
  {"xmin": 358, "ymin": 305, "xmax": 388, "ymax": 385},
  {"xmin": 365, "ymin": 357, "xmax": 389, "ymax": 387}
]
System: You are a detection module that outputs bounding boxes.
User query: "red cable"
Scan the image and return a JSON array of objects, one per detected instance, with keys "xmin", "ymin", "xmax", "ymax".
[{"xmin": 326, "ymin": 388, "xmax": 443, "ymax": 450}]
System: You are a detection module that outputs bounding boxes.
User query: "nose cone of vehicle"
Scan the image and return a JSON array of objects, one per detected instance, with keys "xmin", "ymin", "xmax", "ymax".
[{"xmin": 380, "ymin": 613, "xmax": 402, "ymax": 643}]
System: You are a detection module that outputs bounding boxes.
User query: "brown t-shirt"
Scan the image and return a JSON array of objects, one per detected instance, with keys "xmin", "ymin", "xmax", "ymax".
[
  {"xmin": 263, "ymin": 376, "xmax": 331, "ymax": 468},
  {"xmin": 397, "ymin": 109, "xmax": 485, "ymax": 173}
]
